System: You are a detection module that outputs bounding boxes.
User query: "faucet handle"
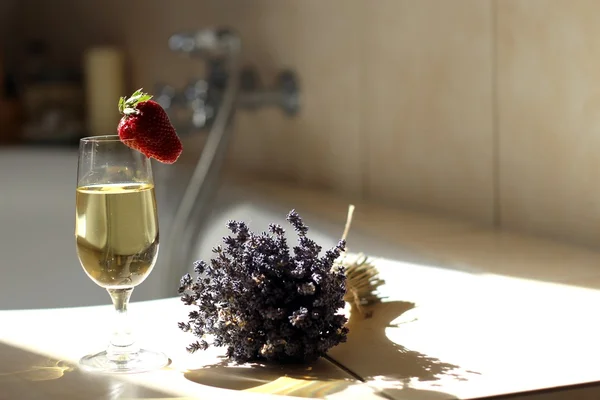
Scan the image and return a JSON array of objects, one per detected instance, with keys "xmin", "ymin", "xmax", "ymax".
[
  {"xmin": 237, "ymin": 68, "xmax": 301, "ymax": 116},
  {"xmin": 183, "ymin": 79, "xmax": 214, "ymax": 129},
  {"xmin": 183, "ymin": 79, "xmax": 209, "ymax": 102},
  {"xmin": 277, "ymin": 70, "xmax": 300, "ymax": 116}
]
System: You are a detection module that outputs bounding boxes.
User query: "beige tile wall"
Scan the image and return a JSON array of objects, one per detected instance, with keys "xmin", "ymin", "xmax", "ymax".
[
  {"xmin": 363, "ymin": 0, "xmax": 494, "ymax": 224},
  {"xmin": 12, "ymin": 0, "xmax": 600, "ymax": 246},
  {"xmin": 497, "ymin": 0, "xmax": 600, "ymax": 247}
]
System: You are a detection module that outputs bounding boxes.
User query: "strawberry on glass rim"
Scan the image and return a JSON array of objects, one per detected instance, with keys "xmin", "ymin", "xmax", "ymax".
[{"xmin": 117, "ymin": 89, "xmax": 183, "ymax": 164}]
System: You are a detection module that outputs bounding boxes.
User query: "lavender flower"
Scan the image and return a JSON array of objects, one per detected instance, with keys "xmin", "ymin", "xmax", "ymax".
[{"xmin": 178, "ymin": 210, "xmax": 348, "ymax": 363}]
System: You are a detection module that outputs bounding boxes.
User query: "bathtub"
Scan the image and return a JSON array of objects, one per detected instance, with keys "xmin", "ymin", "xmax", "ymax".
[{"xmin": 0, "ymin": 146, "xmax": 441, "ymax": 311}]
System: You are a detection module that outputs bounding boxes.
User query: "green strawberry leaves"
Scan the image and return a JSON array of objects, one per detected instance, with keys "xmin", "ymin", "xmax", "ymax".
[{"xmin": 118, "ymin": 88, "xmax": 154, "ymax": 116}]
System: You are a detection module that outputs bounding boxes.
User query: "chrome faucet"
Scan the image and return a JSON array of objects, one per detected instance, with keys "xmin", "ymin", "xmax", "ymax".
[
  {"xmin": 157, "ymin": 28, "xmax": 300, "ymax": 293},
  {"xmin": 156, "ymin": 29, "xmax": 300, "ymax": 135}
]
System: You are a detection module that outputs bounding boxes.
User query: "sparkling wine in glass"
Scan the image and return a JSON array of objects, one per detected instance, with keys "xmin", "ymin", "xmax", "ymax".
[{"xmin": 75, "ymin": 135, "xmax": 167, "ymax": 373}]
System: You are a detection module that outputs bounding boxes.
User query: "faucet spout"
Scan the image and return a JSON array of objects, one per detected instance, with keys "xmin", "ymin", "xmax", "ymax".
[{"xmin": 168, "ymin": 28, "xmax": 241, "ymax": 59}]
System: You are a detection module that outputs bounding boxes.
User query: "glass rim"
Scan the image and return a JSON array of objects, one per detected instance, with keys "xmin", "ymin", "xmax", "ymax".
[{"xmin": 79, "ymin": 135, "xmax": 134, "ymax": 144}]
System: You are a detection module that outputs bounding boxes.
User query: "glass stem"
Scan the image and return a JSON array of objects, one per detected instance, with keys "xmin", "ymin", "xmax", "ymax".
[{"xmin": 106, "ymin": 288, "xmax": 139, "ymax": 363}]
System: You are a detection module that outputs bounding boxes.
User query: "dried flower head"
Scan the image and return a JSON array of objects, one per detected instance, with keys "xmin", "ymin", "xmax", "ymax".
[{"xmin": 178, "ymin": 210, "xmax": 349, "ymax": 363}]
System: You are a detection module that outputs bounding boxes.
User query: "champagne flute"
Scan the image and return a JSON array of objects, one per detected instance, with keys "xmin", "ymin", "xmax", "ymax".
[{"xmin": 75, "ymin": 135, "xmax": 168, "ymax": 373}]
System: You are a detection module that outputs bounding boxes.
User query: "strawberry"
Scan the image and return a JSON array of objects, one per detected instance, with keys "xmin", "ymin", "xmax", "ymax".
[{"xmin": 117, "ymin": 89, "xmax": 183, "ymax": 164}]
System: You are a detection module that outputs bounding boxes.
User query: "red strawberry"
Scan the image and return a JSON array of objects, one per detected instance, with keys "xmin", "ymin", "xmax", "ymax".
[{"xmin": 117, "ymin": 89, "xmax": 183, "ymax": 164}]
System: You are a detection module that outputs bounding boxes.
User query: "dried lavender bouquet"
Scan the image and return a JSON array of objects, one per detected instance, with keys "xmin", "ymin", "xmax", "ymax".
[{"xmin": 178, "ymin": 210, "xmax": 349, "ymax": 363}]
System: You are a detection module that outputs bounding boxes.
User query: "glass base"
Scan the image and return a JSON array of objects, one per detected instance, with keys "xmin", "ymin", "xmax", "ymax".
[{"xmin": 79, "ymin": 349, "xmax": 168, "ymax": 374}]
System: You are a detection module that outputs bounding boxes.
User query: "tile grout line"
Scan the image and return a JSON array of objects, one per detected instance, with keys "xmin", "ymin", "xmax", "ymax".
[
  {"xmin": 491, "ymin": 0, "xmax": 501, "ymax": 228},
  {"xmin": 323, "ymin": 354, "xmax": 365, "ymax": 382},
  {"xmin": 324, "ymin": 355, "xmax": 399, "ymax": 400}
]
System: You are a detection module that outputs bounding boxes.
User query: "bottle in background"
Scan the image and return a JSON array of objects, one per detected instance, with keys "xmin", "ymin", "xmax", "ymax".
[{"xmin": 83, "ymin": 46, "xmax": 126, "ymax": 137}]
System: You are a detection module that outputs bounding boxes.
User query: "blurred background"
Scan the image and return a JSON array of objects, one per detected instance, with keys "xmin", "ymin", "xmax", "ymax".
[
  {"xmin": 4, "ymin": 0, "xmax": 600, "ymax": 246},
  {"xmin": 3, "ymin": 0, "xmax": 600, "ymax": 307}
]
